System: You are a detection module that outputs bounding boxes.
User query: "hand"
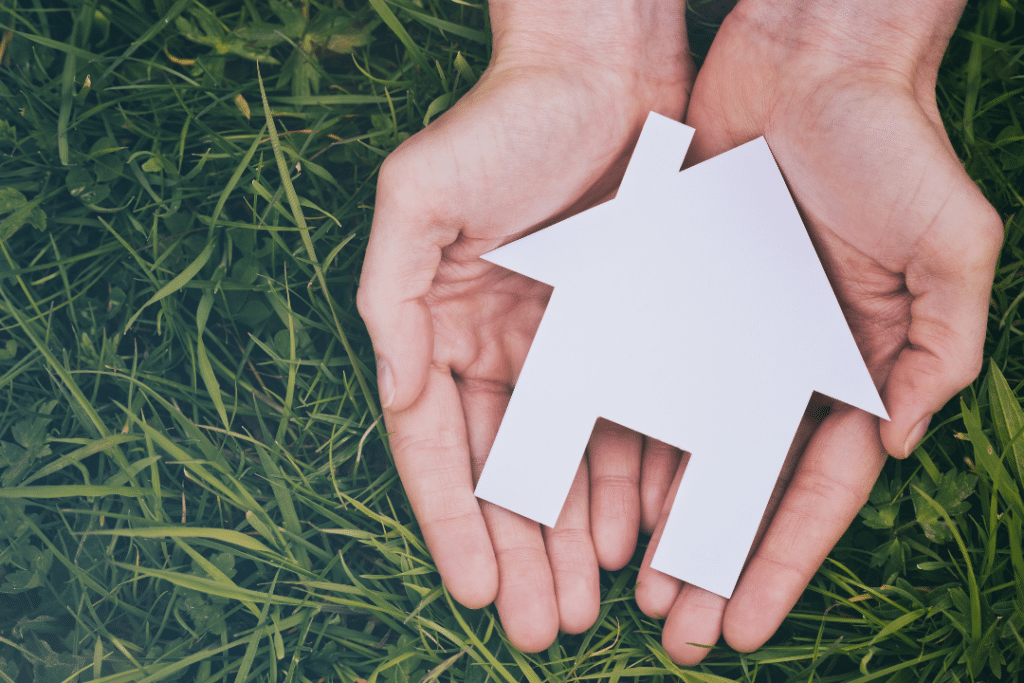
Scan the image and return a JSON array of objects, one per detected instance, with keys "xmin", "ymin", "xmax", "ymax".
[
  {"xmin": 634, "ymin": 0, "xmax": 1003, "ymax": 664},
  {"xmin": 357, "ymin": 0, "xmax": 692, "ymax": 652}
]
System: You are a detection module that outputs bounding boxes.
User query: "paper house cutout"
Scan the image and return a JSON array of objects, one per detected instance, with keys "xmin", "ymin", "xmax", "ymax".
[{"xmin": 473, "ymin": 112, "xmax": 888, "ymax": 599}]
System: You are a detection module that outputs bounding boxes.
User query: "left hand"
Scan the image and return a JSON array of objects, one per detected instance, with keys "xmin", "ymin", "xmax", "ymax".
[
  {"xmin": 634, "ymin": 0, "xmax": 1003, "ymax": 665},
  {"xmin": 357, "ymin": 0, "xmax": 693, "ymax": 651}
]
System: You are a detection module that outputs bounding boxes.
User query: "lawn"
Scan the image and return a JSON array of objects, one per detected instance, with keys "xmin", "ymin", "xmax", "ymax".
[{"xmin": 0, "ymin": 0, "xmax": 1022, "ymax": 681}]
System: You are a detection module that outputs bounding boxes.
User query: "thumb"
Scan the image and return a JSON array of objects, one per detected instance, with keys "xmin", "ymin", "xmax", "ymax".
[
  {"xmin": 357, "ymin": 153, "xmax": 457, "ymax": 412},
  {"xmin": 879, "ymin": 180, "xmax": 1002, "ymax": 457}
]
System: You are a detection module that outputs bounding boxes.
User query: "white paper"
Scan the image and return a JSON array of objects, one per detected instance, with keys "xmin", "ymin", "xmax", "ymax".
[{"xmin": 473, "ymin": 112, "xmax": 888, "ymax": 599}]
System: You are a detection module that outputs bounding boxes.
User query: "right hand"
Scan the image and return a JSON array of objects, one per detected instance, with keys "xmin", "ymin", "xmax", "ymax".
[
  {"xmin": 356, "ymin": 1, "xmax": 692, "ymax": 651},
  {"xmin": 634, "ymin": 0, "xmax": 1002, "ymax": 664}
]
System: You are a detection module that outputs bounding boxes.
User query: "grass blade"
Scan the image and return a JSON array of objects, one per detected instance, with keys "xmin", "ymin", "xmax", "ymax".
[
  {"xmin": 0, "ymin": 485, "xmax": 155, "ymax": 498},
  {"xmin": 196, "ymin": 290, "xmax": 230, "ymax": 429},
  {"xmin": 99, "ymin": 0, "xmax": 196, "ymax": 81},
  {"xmin": 988, "ymin": 359, "xmax": 1024, "ymax": 483},
  {"xmin": 87, "ymin": 526, "xmax": 274, "ymax": 554},
  {"xmin": 367, "ymin": 0, "xmax": 432, "ymax": 77},
  {"xmin": 123, "ymin": 241, "xmax": 214, "ymax": 333}
]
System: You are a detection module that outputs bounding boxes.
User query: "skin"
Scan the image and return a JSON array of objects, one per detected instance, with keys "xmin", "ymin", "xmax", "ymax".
[
  {"xmin": 357, "ymin": 0, "xmax": 1003, "ymax": 664},
  {"xmin": 356, "ymin": 0, "xmax": 692, "ymax": 652},
  {"xmin": 634, "ymin": 0, "xmax": 1003, "ymax": 665}
]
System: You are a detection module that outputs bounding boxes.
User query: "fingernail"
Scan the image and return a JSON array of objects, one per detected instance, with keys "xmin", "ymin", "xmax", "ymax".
[
  {"xmin": 903, "ymin": 416, "xmax": 931, "ymax": 457},
  {"xmin": 377, "ymin": 358, "xmax": 395, "ymax": 409}
]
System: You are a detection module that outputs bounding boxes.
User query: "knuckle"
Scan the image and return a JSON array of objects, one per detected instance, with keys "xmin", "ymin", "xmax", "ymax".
[
  {"xmin": 954, "ymin": 200, "xmax": 1004, "ymax": 270},
  {"xmin": 643, "ymin": 438, "xmax": 681, "ymax": 460},
  {"xmin": 787, "ymin": 468, "xmax": 861, "ymax": 523},
  {"xmin": 977, "ymin": 203, "xmax": 1005, "ymax": 251},
  {"xmin": 376, "ymin": 151, "xmax": 423, "ymax": 216},
  {"xmin": 953, "ymin": 350, "xmax": 984, "ymax": 389},
  {"xmin": 390, "ymin": 428, "xmax": 459, "ymax": 463},
  {"xmin": 426, "ymin": 503, "xmax": 479, "ymax": 530},
  {"xmin": 548, "ymin": 527, "xmax": 593, "ymax": 552},
  {"xmin": 376, "ymin": 151, "xmax": 407, "ymax": 193},
  {"xmin": 354, "ymin": 283, "xmax": 377, "ymax": 324},
  {"xmin": 592, "ymin": 472, "xmax": 638, "ymax": 489},
  {"xmin": 592, "ymin": 474, "xmax": 639, "ymax": 516},
  {"xmin": 924, "ymin": 193, "xmax": 1002, "ymax": 277},
  {"xmin": 374, "ymin": 150, "xmax": 455, "ymax": 245},
  {"xmin": 378, "ymin": 147, "xmax": 437, "ymax": 206},
  {"xmin": 750, "ymin": 549, "xmax": 809, "ymax": 592},
  {"xmin": 494, "ymin": 544, "xmax": 548, "ymax": 571}
]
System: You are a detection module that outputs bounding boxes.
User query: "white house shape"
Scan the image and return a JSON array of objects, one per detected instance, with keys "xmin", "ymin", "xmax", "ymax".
[{"xmin": 473, "ymin": 112, "xmax": 888, "ymax": 599}]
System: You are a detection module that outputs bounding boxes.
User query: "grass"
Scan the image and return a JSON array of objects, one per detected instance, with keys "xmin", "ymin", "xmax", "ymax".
[{"xmin": 0, "ymin": 0, "xmax": 1022, "ymax": 681}]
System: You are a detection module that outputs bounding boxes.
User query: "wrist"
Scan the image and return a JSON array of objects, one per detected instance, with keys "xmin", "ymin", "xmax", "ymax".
[
  {"xmin": 486, "ymin": 0, "xmax": 692, "ymax": 97},
  {"xmin": 728, "ymin": 0, "xmax": 966, "ymax": 80}
]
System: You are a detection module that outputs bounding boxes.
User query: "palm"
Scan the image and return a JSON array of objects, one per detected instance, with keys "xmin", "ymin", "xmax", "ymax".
[
  {"xmin": 409, "ymin": 72, "xmax": 622, "ymax": 389},
  {"xmin": 383, "ymin": 65, "xmax": 682, "ymax": 397},
  {"xmin": 430, "ymin": 258, "xmax": 547, "ymax": 383},
  {"xmin": 755, "ymin": 85, "xmax": 994, "ymax": 428},
  {"xmin": 766, "ymin": 84, "xmax": 952, "ymax": 392},
  {"xmin": 636, "ymin": 12, "xmax": 1001, "ymax": 664}
]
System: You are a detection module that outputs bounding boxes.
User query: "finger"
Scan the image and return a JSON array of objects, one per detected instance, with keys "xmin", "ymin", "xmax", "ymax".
[
  {"xmin": 662, "ymin": 584, "xmax": 726, "ymax": 666},
  {"xmin": 879, "ymin": 179, "xmax": 1002, "ymax": 457},
  {"xmin": 654, "ymin": 394, "xmax": 830, "ymax": 663},
  {"xmin": 752, "ymin": 394, "xmax": 834, "ymax": 552},
  {"xmin": 544, "ymin": 458, "xmax": 601, "ymax": 634},
  {"xmin": 386, "ymin": 365, "xmax": 497, "ymax": 609},
  {"xmin": 722, "ymin": 405, "xmax": 887, "ymax": 652},
  {"xmin": 356, "ymin": 148, "xmax": 459, "ymax": 412},
  {"xmin": 587, "ymin": 419, "xmax": 643, "ymax": 570},
  {"xmin": 456, "ymin": 376, "xmax": 513, "ymax": 484},
  {"xmin": 458, "ymin": 376, "xmax": 560, "ymax": 652},
  {"xmin": 635, "ymin": 453, "xmax": 688, "ymax": 619},
  {"xmin": 639, "ymin": 437, "xmax": 683, "ymax": 535},
  {"xmin": 481, "ymin": 501, "xmax": 560, "ymax": 652}
]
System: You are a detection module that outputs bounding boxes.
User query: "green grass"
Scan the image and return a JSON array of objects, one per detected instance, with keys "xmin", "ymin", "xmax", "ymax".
[{"xmin": 0, "ymin": 0, "xmax": 1022, "ymax": 681}]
